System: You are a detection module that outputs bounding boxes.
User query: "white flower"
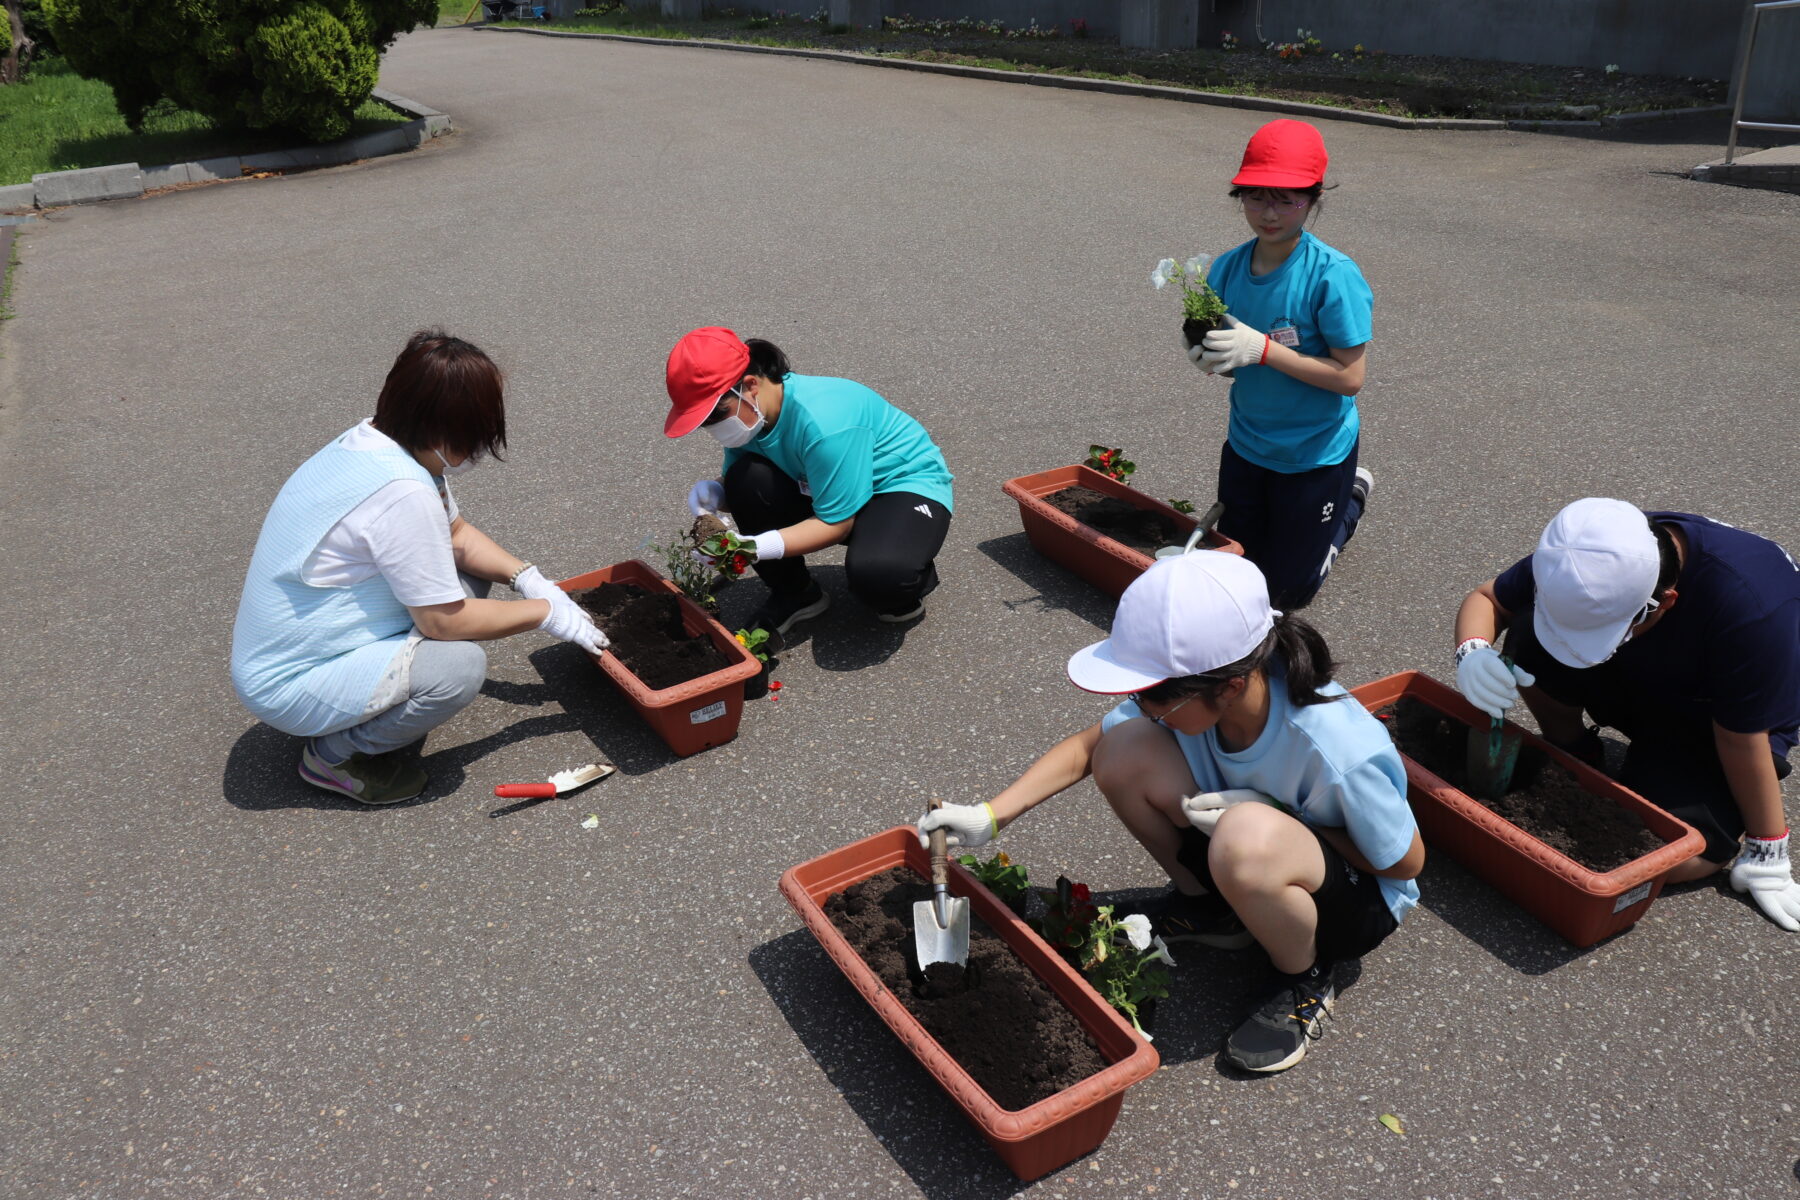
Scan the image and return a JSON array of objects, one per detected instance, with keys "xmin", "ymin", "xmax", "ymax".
[
  {"xmin": 1120, "ymin": 912, "xmax": 1152, "ymax": 950},
  {"xmin": 1605, "ymin": 63, "xmax": 1619, "ymax": 74},
  {"xmin": 1151, "ymin": 258, "xmax": 1176, "ymax": 290},
  {"xmin": 1183, "ymin": 253, "xmax": 1211, "ymax": 280},
  {"xmin": 1150, "ymin": 935, "xmax": 1177, "ymax": 967}
]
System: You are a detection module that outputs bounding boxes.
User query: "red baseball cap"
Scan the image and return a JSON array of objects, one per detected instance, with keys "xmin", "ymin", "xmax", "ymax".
[
  {"xmin": 1231, "ymin": 119, "xmax": 1328, "ymax": 189},
  {"xmin": 664, "ymin": 326, "xmax": 751, "ymax": 437}
]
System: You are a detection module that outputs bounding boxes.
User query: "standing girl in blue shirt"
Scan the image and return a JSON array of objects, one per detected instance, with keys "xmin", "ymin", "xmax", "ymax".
[
  {"xmin": 920, "ymin": 552, "xmax": 1423, "ymax": 1073},
  {"xmin": 1185, "ymin": 120, "xmax": 1375, "ymax": 610}
]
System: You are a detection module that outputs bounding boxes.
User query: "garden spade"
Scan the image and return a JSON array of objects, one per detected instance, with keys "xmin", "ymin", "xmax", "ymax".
[
  {"xmin": 493, "ymin": 762, "xmax": 614, "ymax": 800},
  {"xmin": 1154, "ymin": 502, "xmax": 1227, "ymax": 560},
  {"xmin": 913, "ymin": 799, "xmax": 971, "ymax": 971},
  {"xmin": 1464, "ymin": 665, "xmax": 1523, "ymax": 804}
]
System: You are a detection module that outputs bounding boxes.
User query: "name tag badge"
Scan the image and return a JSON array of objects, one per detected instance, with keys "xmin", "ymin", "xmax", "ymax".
[{"xmin": 1270, "ymin": 322, "xmax": 1301, "ymax": 348}]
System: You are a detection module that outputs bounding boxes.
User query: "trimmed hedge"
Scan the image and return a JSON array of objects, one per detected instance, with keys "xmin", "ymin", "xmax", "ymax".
[{"xmin": 43, "ymin": 0, "xmax": 435, "ymax": 142}]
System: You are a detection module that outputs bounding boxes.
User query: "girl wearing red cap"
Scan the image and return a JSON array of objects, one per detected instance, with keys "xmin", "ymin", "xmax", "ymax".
[
  {"xmin": 664, "ymin": 328, "xmax": 953, "ymax": 644},
  {"xmin": 1184, "ymin": 119, "xmax": 1375, "ymax": 611}
]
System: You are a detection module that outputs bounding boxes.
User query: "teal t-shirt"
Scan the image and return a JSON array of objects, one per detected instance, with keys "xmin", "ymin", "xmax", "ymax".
[
  {"xmin": 1101, "ymin": 675, "xmax": 1418, "ymax": 924},
  {"xmin": 1206, "ymin": 231, "xmax": 1373, "ymax": 473},
  {"xmin": 723, "ymin": 373, "xmax": 954, "ymax": 523}
]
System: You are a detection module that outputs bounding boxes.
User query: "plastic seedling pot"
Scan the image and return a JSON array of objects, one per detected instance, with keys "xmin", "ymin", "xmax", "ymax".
[
  {"xmin": 778, "ymin": 827, "xmax": 1160, "ymax": 1181},
  {"xmin": 558, "ymin": 560, "xmax": 763, "ymax": 758},
  {"xmin": 1001, "ymin": 464, "xmax": 1243, "ymax": 597},
  {"xmin": 1350, "ymin": 671, "xmax": 1705, "ymax": 947}
]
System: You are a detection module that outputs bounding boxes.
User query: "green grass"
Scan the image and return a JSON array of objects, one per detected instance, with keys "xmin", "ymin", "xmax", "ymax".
[
  {"xmin": 437, "ymin": 0, "xmax": 480, "ymax": 25},
  {"xmin": 0, "ymin": 58, "xmax": 411, "ymax": 187}
]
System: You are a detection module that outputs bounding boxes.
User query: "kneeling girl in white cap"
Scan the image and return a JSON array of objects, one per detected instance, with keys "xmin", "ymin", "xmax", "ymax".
[{"xmin": 920, "ymin": 551, "xmax": 1422, "ymax": 1073}]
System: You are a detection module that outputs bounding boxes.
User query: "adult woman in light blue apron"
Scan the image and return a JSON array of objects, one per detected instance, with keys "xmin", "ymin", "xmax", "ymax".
[{"xmin": 231, "ymin": 331, "xmax": 605, "ymax": 806}]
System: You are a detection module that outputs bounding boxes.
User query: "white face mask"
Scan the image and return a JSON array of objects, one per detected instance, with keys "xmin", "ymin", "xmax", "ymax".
[
  {"xmin": 705, "ymin": 394, "xmax": 764, "ymax": 448},
  {"xmin": 434, "ymin": 448, "xmax": 478, "ymax": 477}
]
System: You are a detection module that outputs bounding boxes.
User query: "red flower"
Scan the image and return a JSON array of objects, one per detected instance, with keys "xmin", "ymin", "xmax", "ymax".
[
  {"xmin": 1070, "ymin": 882, "xmax": 1091, "ymax": 903},
  {"xmin": 769, "ymin": 680, "xmax": 783, "ymax": 691}
]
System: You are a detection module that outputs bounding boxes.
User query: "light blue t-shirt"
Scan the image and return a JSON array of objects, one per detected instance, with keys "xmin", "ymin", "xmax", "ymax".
[
  {"xmin": 1101, "ymin": 677, "xmax": 1418, "ymax": 923},
  {"xmin": 1206, "ymin": 231, "xmax": 1373, "ymax": 474},
  {"xmin": 723, "ymin": 373, "xmax": 954, "ymax": 523}
]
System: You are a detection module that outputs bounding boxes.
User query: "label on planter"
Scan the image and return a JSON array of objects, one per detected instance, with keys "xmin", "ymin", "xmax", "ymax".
[
  {"xmin": 689, "ymin": 701, "xmax": 727, "ymax": 725},
  {"xmin": 1612, "ymin": 882, "xmax": 1652, "ymax": 913}
]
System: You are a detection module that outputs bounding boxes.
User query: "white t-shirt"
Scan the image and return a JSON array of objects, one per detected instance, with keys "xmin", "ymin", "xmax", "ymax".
[{"xmin": 301, "ymin": 420, "xmax": 467, "ymax": 608}]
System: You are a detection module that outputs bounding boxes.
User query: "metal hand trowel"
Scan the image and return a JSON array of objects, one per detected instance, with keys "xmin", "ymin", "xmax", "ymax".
[
  {"xmin": 913, "ymin": 799, "xmax": 970, "ymax": 971},
  {"xmin": 1154, "ymin": 501, "xmax": 1227, "ymax": 559}
]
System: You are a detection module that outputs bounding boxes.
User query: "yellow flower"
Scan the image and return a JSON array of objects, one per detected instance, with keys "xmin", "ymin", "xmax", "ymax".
[
  {"xmin": 735, "ymin": 633, "xmax": 748, "ymax": 646},
  {"xmin": 995, "ymin": 851, "xmax": 1012, "ymax": 867}
]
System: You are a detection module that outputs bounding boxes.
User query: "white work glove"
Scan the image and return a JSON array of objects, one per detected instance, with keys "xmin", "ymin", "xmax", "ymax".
[
  {"xmin": 748, "ymin": 530, "xmax": 786, "ymax": 562},
  {"xmin": 687, "ymin": 478, "xmax": 727, "ymax": 516},
  {"xmin": 1455, "ymin": 639, "xmax": 1537, "ymax": 721},
  {"xmin": 510, "ymin": 564, "xmax": 559, "ymax": 602},
  {"xmin": 1199, "ymin": 314, "xmax": 1271, "ymax": 375},
  {"xmin": 917, "ymin": 802, "xmax": 997, "ymax": 850},
  {"xmin": 1730, "ymin": 832, "xmax": 1800, "ymax": 932},
  {"xmin": 538, "ymin": 593, "xmax": 608, "ymax": 656},
  {"xmin": 1180, "ymin": 788, "xmax": 1277, "ymax": 835},
  {"xmin": 1181, "ymin": 328, "xmax": 1211, "ymax": 374}
]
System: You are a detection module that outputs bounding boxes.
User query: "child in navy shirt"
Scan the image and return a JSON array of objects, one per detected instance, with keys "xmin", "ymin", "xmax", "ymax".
[
  {"xmin": 921, "ymin": 552, "xmax": 1423, "ymax": 1073},
  {"xmin": 1185, "ymin": 119, "xmax": 1375, "ymax": 610},
  {"xmin": 1453, "ymin": 498, "xmax": 1800, "ymax": 931}
]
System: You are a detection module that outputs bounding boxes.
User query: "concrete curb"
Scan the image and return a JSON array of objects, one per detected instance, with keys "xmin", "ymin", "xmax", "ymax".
[
  {"xmin": 0, "ymin": 89, "xmax": 454, "ymax": 214},
  {"xmin": 470, "ymin": 25, "xmax": 1727, "ymax": 133}
]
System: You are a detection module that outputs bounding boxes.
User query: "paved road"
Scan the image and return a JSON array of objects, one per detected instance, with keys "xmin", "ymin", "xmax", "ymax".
[{"xmin": 2, "ymin": 27, "xmax": 1797, "ymax": 1200}]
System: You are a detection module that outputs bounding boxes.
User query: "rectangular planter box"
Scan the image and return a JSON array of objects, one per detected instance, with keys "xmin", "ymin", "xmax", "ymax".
[
  {"xmin": 1350, "ymin": 670, "xmax": 1705, "ymax": 947},
  {"xmin": 558, "ymin": 559, "xmax": 763, "ymax": 757},
  {"xmin": 1001, "ymin": 464, "xmax": 1243, "ymax": 597},
  {"xmin": 778, "ymin": 827, "xmax": 1160, "ymax": 1181}
]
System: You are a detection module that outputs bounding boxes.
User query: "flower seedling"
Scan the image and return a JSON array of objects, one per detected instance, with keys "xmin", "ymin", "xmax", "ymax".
[
  {"xmin": 1035, "ymin": 876, "xmax": 1173, "ymax": 1037},
  {"xmin": 955, "ymin": 849, "xmax": 1029, "ymax": 909},
  {"xmin": 698, "ymin": 528, "xmax": 756, "ymax": 579},
  {"xmin": 1168, "ymin": 498, "xmax": 1196, "ymax": 515},
  {"xmin": 1084, "ymin": 445, "xmax": 1136, "ymax": 483},
  {"xmin": 1220, "ymin": 28, "xmax": 1238, "ymax": 51},
  {"xmin": 1151, "ymin": 254, "xmax": 1228, "ymax": 336},
  {"xmin": 734, "ymin": 626, "xmax": 773, "ymax": 664}
]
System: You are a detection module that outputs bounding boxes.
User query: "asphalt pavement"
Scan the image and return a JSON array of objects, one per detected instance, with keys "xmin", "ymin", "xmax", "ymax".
[{"xmin": 2, "ymin": 26, "xmax": 1797, "ymax": 1200}]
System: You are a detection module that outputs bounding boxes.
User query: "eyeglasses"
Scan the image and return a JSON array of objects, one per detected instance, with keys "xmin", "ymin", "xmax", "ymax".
[
  {"xmin": 699, "ymin": 386, "xmax": 742, "ymax": 427},
  {"xmin": 1133, "ymin": 691, "xmax": 1198, "ymax": 728},
  {"xmin": 1238, "ymin": 191, "xmax": 1311, "ymax": 214}
]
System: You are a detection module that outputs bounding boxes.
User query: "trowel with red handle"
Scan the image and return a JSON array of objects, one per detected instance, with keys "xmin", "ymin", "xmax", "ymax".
[{"xmin": 493, "ymin": 762, "xmax": 614, "ymax": 800}]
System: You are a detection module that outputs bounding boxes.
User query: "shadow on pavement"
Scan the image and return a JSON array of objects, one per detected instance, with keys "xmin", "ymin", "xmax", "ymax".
[
  {"xmin": 749, "ymin": 928, "xmax": 1033, "ymax": 1198},
  {"xmin": 524, "ymin": 642, "xmax": 696, "ymax": 777},
  {"xmin": 220, "ymin": 709, "xmax": 584, "ymax": 811},
  {"xmin": 1411, "ymin": 856, "xmax": 1595, "ymax": 975},
  {"xmin": 975, "ymin": 533, "xmax": 1116, "ymax": 632}
]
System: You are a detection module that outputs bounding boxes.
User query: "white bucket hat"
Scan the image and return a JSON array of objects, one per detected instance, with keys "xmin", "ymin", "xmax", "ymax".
[
  {"xmin": 1531, "ymin": 498, "xmax": 1661, "ymax": 668},
  {"xmin": 1067, "ymin": 552, "xmax": 1279, "ymax": 694}
]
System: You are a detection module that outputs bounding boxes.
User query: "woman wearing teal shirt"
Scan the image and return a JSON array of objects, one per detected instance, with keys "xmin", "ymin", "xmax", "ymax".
[
  {"xmin": 664, "ymin": 327, "xmax": 953, "ymax": 643},
  {"xmin": 919, "ymin": 552, "xmax": 1423, "ymax": 1073},
  {"xmin": 1183, "ymin": 119, "xmax": 1376, "ymax": 610}
]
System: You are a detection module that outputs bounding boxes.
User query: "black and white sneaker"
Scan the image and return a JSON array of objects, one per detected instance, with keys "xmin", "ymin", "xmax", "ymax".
[
  {"xmin": 876, "ymin": 600, "xmax": 925, "ymax": 624},
  {"xmin": 1224, "ymin": 962, "xmax": 1337, "ymax": 1073},
  {"xmin": 747, "ymin": 581, "xmax": 830, "ymax": 647},
  {"xmin": 1128, "ymin": 889, "xmax": 1253, "ymax": 950},
  {"xmin": 1351, "ymin": 467, "xmax": 1375, "ymax": 508}
]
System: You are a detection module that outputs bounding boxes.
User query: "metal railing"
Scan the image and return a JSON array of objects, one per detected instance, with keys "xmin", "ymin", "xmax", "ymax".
[{"xmin": 1727, "ymin": 0, "xmax": 1800, "ymax": 163}]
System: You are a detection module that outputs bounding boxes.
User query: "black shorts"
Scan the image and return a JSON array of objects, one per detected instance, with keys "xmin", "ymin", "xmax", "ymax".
[{"xmin": 1177, "ymin": 824, "xmax": 1399, "ymax": 964}]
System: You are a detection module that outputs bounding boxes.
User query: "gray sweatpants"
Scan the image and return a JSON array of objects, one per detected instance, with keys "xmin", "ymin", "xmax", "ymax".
[{"xmin": 314, "ymin": 575, "xmax": 490, "ymax": 761}]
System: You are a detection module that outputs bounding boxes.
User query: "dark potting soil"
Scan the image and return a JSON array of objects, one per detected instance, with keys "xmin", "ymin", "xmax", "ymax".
[
  {"xmin": 1376, "ymin": 697, "xmax": 1663, "ymax": 873},
  {"xmin": 1045, "ymin": 484, "xmax": 1183, "ymax": 556},
  {"xmin": 824, "ymin": 867, "xmax": 1108, "ymax": 1111},
  {"xmin": 1181, "ymin": 316, "xmax": 1223, "ymax": 347},
  {"xmin": 569, "ymin": 581, "xmax": 732, "ymax": 691},
  {"xmin": 691, "ymin": 513, "xmax": 730, "ymax": 545}
]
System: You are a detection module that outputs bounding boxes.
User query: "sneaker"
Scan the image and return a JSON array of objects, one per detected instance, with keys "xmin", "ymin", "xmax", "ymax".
[
  {"xmin": 876, "ymin": 599, "xmax": 926, "ymax": 624},
  {"xmin": 1224, "ymin": 963, "xmax": 1337, "ymax": 1073},
  {"xmin": 746, "ymin": 581, "xmax": 830, "ymax": 645},
  {"xmin": 299, "ymin": 741, "xmax": 428, "ymax": 806},
  {"xmin": 1127, "ymin": 889, "xmax": 1253, "ymax": 950},
  {"xmin": 1351, "ymin": 466, "xmax": 1376, "ymax": 507}
]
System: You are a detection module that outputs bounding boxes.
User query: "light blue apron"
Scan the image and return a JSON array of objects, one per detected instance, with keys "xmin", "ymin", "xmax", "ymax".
[{"xmin": 231, "ymin": 433, "xmax": 442, "ymax": 737}]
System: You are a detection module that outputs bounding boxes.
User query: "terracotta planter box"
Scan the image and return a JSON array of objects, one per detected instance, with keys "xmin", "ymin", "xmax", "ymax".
[
  {"xmin": 1349, "ymin": 671, "xmax": 1705, "ymax": 947},
  {"xmin": 557, "ymin": 560, "xmax": 763, "ymax": 758},
  {"xmin": 778, "ymin": 827, "xmax": 1160, "ymax": 1180},
  {"xmin": 1001, "ymin": 464, "xmax": 1244, "ymax": 597}
]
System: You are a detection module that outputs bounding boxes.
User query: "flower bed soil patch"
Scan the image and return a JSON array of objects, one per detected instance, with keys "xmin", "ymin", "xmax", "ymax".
[
  {"xmin": 1045, "ymin": 484, "xmax": 1182, "ymax": 556},
  {"xmin": 825, "ymin": 867, "xmax": 1108, "ymax": 1111},
  {"xmin": 570, "ymin": 581, "xmax": 732, "ymax": 690},
  {"xmin": 1376, "ymin": 697, "xmax": 1661, "ymax": 872}
]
